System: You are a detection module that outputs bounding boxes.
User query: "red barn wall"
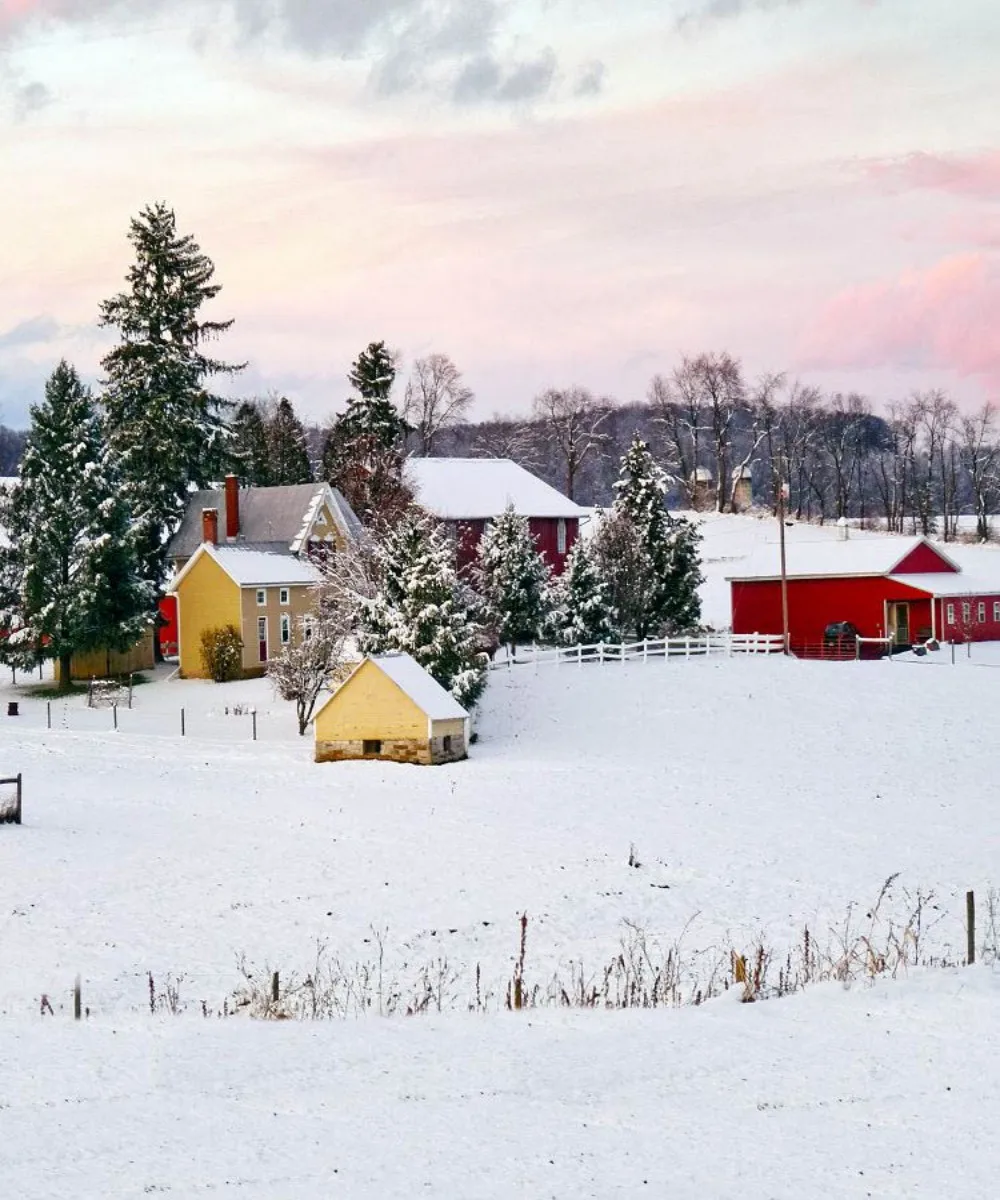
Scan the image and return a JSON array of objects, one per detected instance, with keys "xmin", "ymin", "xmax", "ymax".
[
  {"xmin": 938, "ymin": 595, "xmax": 1000, "ymax": 641},
  {"xmin": 453, "ymin": 517, "xmax": 578, "ymax": 576},
  {"xmin": 731, "ymin": 576, "xmax": 933, "ymax": 643},
  {"xmin": 893, "ymin": 543, "xmax": 958, "ymax": 574}
]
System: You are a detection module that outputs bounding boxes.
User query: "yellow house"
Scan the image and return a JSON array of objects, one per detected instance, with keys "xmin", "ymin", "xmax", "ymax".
[
  {"xmin": 314, "ymin": 653, "xmax": 469, "ymax": 766},
  {"xmin": 168, "ymin": 542, "xmax": 321, "ymax": 679}
]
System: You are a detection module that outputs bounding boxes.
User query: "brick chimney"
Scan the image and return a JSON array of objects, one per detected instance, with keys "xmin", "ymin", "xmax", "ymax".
[
  {"xmin": 202, "ymin": 507, "xmax": 219, "ymax": 546},
  {"xmin": 224, "ymin": 474, "xmax": 240, "ymax": 541}
]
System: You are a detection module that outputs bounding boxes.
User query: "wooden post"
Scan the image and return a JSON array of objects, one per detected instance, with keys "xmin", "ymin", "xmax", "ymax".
[
  {"xmin": 967, "ymin": 890, "xmax": 976, "ymax": 965},
  {"xmin": 73, "ymin": 976, "xmax": 82, "ymax": 1020},
  {"xmin": 112, "ymin": 704, "xmax": 118, "ymax": 731},
  {"xmin": 15, "ymin": 773, "xmax": 21, "ymax": 825},
  {"xmin": 128, "ymin": 673, "xmax": 134, "ymax": 709},
  {"xmin": 252, "ymin": 710, "xmax": 257, "ymax": 742},
  {"xmin": 46, "ymin": 701, "xmax": 51, "ymax": 730},
  {"xmin": 180, "ymin": 707, "xmax": 185, "ymax": 737},
  {"xmin": 271, "ymin": 970, "xmax": 279, "ymax": 1003}
]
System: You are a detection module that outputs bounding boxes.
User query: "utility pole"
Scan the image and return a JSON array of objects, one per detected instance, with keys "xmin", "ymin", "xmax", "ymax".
[{"xmin": 778, "ymin": 472, "xmax": 790, "ymax": 655}]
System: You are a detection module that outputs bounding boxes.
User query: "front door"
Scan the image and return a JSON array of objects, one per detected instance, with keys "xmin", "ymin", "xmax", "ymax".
[
  {"xmin": 888, "ymin": 602, "xmax": 910, "ymax": 645},
  {"xmin": 257, "ymin": 616, "xmax": 268, "ymax": 663}
]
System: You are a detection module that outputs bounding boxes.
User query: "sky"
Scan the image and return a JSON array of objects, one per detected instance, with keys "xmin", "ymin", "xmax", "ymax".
[{"xmin": 0, "ymin": 0, "xmax": 998, "ymax": 429}]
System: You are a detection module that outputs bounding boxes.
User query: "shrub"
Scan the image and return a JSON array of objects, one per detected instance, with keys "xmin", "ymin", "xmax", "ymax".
[{"xmin": 200, "ymin": 624, "xmax": 243, "ymax": 682}]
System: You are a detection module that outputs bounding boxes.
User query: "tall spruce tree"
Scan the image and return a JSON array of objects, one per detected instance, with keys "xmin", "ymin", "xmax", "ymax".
[
  {"xmin": 100, "ymin": 202, "xmax": 243, "ymax": 585},
  {"xmin": 1, "ymin": 361, "xmax": 152, "ymax": 685},
  {"xmin": 475, "ymin": 505, "xmax": 550, "ymax": 654},
  {"xmin": 229, "ymin": 400, "xmax": 273, "ymax": 486},
  {"xmin": 546, "ymin": 534, "xmax": 613, "ymax": 646},
  {"xmin": 267, "ymin": 397, "xmax": 313, "ymax": 485},
  {"xmin": 321, "ymin": 341, "xmax": 409, "ymax": 525},
  {"xmin": 594, "ymin": 436, "xmax": 702, "ymax": 637},
  {"xmin": 358, "ymin": 507, "xmax": 487, "ymax": 709}
]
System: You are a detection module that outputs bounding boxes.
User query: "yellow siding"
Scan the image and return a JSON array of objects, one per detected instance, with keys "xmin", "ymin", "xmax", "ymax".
[
  {"xmin": 176, "ymin": 553, "xmax": 242, "ymax": 678},
  {"xmin": 310, "ymin": 501, "xmax": 347, "ymax": 551},
  {"xmin": 238, "ymin": 583, "xmax": 318, "ymax": 674},
  {"xmin": 314, "ymin": 660, "xmax": 429, "ymax": 742}
]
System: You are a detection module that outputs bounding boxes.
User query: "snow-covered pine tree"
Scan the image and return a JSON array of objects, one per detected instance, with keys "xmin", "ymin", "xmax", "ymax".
[
  {"xmin": 229, "ymin": 400, "xmax": 273, "ymax": 486},
  {"xmin": 100, "ymin": 202, "xmax": 244, "ymax": 586},
  {"xmin": 267, "ymin": 397, "xmax": 313, "ymax": 485},
  {"xmin": 3, "ymin": 361, "xmax": 153, "ymax": 686},
  {"xmin": 594, "ymin": 436, "xmax": 703, "ymax": 638},
  {"xmin": 358, "ymin": 507, "xmax": 487, "ymax": 709},
  {"xmin": 321, "ymin": 341, "xmax": 410, "ymax": 525},
  {"xmin": 475, "ymin": 505, "xmax": 550, "ymax": 654},
  {"xmin": 545, "ymin": 534, "xmax": 613, "ymax": 646}
]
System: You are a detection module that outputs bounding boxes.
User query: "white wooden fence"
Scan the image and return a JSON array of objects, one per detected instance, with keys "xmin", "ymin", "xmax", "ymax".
[{"xmin": 490, "ymin": 633, "xmax": 785, "ymax": 670}]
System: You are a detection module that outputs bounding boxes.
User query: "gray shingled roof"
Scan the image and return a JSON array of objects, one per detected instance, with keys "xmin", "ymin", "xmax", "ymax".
[{"xmin": 167, "ymin": 483, "xmax": 362, "ymax": 561}]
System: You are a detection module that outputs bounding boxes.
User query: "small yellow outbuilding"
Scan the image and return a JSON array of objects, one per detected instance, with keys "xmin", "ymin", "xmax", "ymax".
[{"xmin": 313, "ymin": 653, "xmax": 469, "ymax": 766}]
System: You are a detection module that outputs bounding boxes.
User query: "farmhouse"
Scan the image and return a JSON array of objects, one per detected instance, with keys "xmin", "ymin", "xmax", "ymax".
[
  {"xmin": 160, "ymin": 476, "xmax": 361, "ymax": 661},
  {"xmin": 405, "ymin": 457, "xmax": 587, "ymax": 574},
  {"xmin": 729, "ymin": 532, "xmax": 1000, "ymax": 649},
  {"xmin": 314, "ymin": 653, "xmax": 469, "ymax": 766},
  {"xmin": 167, "ymin": 534, "xmax": 322, "ymax": 679}
]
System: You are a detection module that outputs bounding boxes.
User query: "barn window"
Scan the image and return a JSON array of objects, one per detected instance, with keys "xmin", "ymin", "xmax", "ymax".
[
  {"xmin": 443, "ymin": 735, "xmax": 453, "ymax": 754},
  {"xmin": 256, "ymin": 588, "xmax": 266, "ymax": 606},
  {"xmin": 363, "ymin": 739, "xmax": 382, "ymax": 755},
  {"xmin": 279, "ymin": 587, "xmax": 290, "ymax": 606},
  {"xmin": 557, "ymin": 519, "xmax": 567, "ymax": 555},
  {"xmin": 978, "ymin": 602, "xmax": 986, "ymax": 623},
  {"xmin": 963, "ymin": 602, "xmax": 972, "ymax": 623},
  {"xmin": 280, "ymin": 613, "xmax": 291, "ymax": 645},
  {"xmin": 947, "ymin": 603, "xmax": 955, "ymax": 625},
  {"xmin": 994, "ymin": 602, "xmax": 1000, "ymax": 623}
]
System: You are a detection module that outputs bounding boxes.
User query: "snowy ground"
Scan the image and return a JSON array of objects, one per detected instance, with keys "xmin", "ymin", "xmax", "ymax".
[{"xmin": 4, "ymin": 511, "xmax": 1000, "ymax": 1197}]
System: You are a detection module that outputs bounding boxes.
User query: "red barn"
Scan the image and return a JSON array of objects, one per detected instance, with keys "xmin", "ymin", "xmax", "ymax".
[
  {"xmin": 405, "ymin": 457, "xmax": 587, "ymax": 575},
  {"xmin": 728, "ymin": 532, "xmax": 1000, "ymax": 650}
]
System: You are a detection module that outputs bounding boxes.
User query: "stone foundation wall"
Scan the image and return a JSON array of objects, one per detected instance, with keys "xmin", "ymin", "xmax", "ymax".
[{"xmin": 315, "ymin": 733, "xmax": 467, "ymax": 765}]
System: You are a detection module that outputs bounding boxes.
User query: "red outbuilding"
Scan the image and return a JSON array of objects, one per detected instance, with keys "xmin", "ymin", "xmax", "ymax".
[
  {"xmin": 728, "ymin": 531, "xmax": 1000, "ymax": 651},
  {"xmin": 405, "ymin": 457, "xmax": 587, "ymax": 575}
]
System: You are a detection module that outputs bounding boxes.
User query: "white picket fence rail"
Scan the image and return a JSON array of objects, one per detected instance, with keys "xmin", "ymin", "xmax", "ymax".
[{"xmin": 490, "ymin": 633, "xmax": 785, "ymax": 670}]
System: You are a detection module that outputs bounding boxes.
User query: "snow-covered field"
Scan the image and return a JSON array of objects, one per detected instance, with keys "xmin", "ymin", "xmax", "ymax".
[{"xmin": 3, "ymin": 513, "xmax": 1000, "ymax": 1198}]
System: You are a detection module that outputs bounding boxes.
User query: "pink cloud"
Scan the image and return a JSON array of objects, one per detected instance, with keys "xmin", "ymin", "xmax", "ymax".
[
  {"xmin": 865, "ymin": 151, "xmax": 1000, "ymax": 201},
  {"xmin": 799, "ymin": 254, "xmax": 1000, "ymax": 391}
]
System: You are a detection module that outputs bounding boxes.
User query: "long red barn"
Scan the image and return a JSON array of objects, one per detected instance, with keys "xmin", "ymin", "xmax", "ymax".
[{"xmin": 728, "ymin": 532, "xmax": 1000, "ymax": 648}]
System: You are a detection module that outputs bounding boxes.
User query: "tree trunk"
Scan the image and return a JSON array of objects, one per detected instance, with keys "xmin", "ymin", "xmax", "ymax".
[{"xmin": 59, "ymin": 651, "xmax": 73, "ymax": 690}]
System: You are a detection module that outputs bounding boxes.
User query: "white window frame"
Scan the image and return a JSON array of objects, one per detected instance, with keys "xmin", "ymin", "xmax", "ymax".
[
  {"xmin": 257, "ymin": 615, "xmax": 268, "ymax": 662},
  {"xmin": 993, "ymin": 601, "xmax": 1000, "ymax": 623},
  {"xmin": 280, "ymin": 613, "xmax": 291, "ymax": 645},
  {"xmin": 962, "ymin": 602, "xmax": 972, "ymax": 623},
  {"xmin": 279, "ymin": 587, "xmax": 290, "ymax": 606},
  {"xmin": 946, "ymin": 603, "xmax": 955, "ymax": 625},
  {"xmin": 978, "ymin": 601, "xmax": 986, "ymax": 624},
  {"xmin": 556, "ymin": 518, "xmax": 567, "ymax": 555},
  {"xmin": 302, "ymin": 615, "xmax": 314, "ymax": 641},
  {"xmin": 256, "ymin": 588, "xmax": 267, "ymax": 607}
]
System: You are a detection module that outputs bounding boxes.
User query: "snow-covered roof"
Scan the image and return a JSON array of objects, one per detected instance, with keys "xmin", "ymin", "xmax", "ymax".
[
  {"xmin": 405, "ymin": 457, "xmax": 585, "ymax": 520},
  {"xmin": 371, "ymin": 653, "xmax": 469, "ymax": 720},
  {"xmin": 890, "ymin": 573, "xmax": 1000, "ymax": 597},
  {"xmin": 168, "ymin": 544, "xmax": 321, "ymax": 591},
  {"xmin": 727, "ymin": 535, "xmax": 958, "ymax": 581}
]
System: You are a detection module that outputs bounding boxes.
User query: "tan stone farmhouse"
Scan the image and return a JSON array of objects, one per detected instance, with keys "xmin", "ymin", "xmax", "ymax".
[{"xmin": 314, "ymin": 653, "xmax": 469, "ymax": 765}]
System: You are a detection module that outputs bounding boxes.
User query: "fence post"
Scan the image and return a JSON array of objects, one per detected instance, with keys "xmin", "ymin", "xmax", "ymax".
[
  {"xmin": 15, "ymin": 773, "xmax": 22, "ymax": 825},
  {"xmin": 642, "ymin": 639, "xmax": 648, "ymax": 663},
  {"xmin": 112, "ymin": 703, "xmax": 118, "ymax": 731},
  {"xmin": 577, "ymin": 643, "xmax": 582, "ymax": 667},
  {"xmin": 180, "ymin": 707, "xmax": 185, "ymax": 737},
  {"xmin": 598, "ymin": 642, "xmax": 604, "ymax": 664},
  {"xmin": 967, "ymin": 890, "xmax": 976, "ymax": 965},
  {"xmin": 47, "ymin": 701, "xmax": 51, "ymax": 730},
  {"xmin": 73, "ymin": 976, "xmax": 82, "ymax": 1020},
  {"xmin": 685, "ymin": 637, "xmax": 690, "ymax": 660},
  {"xmin": 621, "ymin": 642, "xmax": 626, "ymax": 665},
  {"xmin": 252, "ymin": 709, "xmax": 257, "ymax": 742},
  {"xmin": 128, "ymin": 673, "xmax": 134, "ymax": 710},
  {"xmin": 271, "ymin": 970, "xmax": 280, "ymax": 1003}
]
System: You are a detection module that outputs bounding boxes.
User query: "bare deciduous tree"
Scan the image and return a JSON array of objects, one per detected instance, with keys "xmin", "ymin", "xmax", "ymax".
[
  {"xmin": 531, "ymin": 386, "xmax": 612, "ymax": 501},
  {"xmin": 403, "ymin": 353, "xmax": 474, "ymax": 457},
  {"xmin": 961, "ymin": 403, "xmax": 1000, "ymax": 541},
  {"xmin": 472, "ymin": 414, "xmax": 541, "ymax": 468}
]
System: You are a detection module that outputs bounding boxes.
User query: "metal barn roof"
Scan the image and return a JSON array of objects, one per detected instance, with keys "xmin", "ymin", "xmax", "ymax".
[{"xmin": 404, "ymin": 457, "xmax": 585, "ymax": 520}]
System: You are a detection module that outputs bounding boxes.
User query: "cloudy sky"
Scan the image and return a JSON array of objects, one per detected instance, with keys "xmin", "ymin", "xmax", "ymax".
[{"xmin": 0, "ymin": 0, "xmax": 997, "ymax": 428}]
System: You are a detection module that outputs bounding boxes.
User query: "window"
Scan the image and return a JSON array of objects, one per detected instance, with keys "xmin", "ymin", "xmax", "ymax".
[
  {"xmin": 946, "ymin": 603, "xmax": 955, "ymax": 625},
  {"xmin": 443, "ymin": 735, "xmax": 453, "ymax": 754},
  {"xmin": 963, "ymin": 602, "xmax": 972, "ymax": 623},
  {"xmin": 362, "ymin": 739, "xmax": 382, "ymax": 755},
  {"xmin": 978, "ymin": 602, "xmax": 986, "ymax": 624},
  {"xmin": 257, "ymin": 616, "xmax": 268, "ymax": 662},
  {"xmin": 303, "ymin": 616, "xmax": 314, "ymax": 641},
  {"xmin": 557, "ymin": 518, "xmax": 567, "ymax": 555},
  {"xmin": 280, "ymin": 613, "xmax": 291, "ymax": 645},
  {"xmin": 279, "ymin": 588, "xmax": 290, "ymax": 606},
  {"xmin": 256, "ymin": 588, "xmax": 266, "ymax": 607},
  {"xmin": 994, "ymin": 602, "xmax": 1000, "ymax": 623}
]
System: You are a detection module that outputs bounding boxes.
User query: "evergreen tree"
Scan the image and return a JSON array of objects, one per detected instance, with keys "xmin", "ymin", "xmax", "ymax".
[
  {"xmin": 267, "ymin": 397, "xmax": 313, "ymax": 485},
  {"xmin": 358, "ymin": 507, "xmax": 487, "ymax": 709},
  {"xmin": 594, "ymin": 436, "xmax": 702, "ymax": 637},
  {"xmin": 100, "ymin": 202, "xmax": 244, "ymax": 585},
  {"xmin": 1, "ymin": 361, "xmax": 152, "ymax": 685},
  {"xmin": 321, "ymin": 340, "xmax": 409, "ymax": 524},
  {"xmin": 475, "ymin": 505, "xmax": 550, "ymax": 654},
  {"xmin": 229, "ymin": 400, "xmax": 272, "ymax": 486},
  {"xmin": 546, "ymin": 534, "xmax": 613, "ymax": 646}
]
